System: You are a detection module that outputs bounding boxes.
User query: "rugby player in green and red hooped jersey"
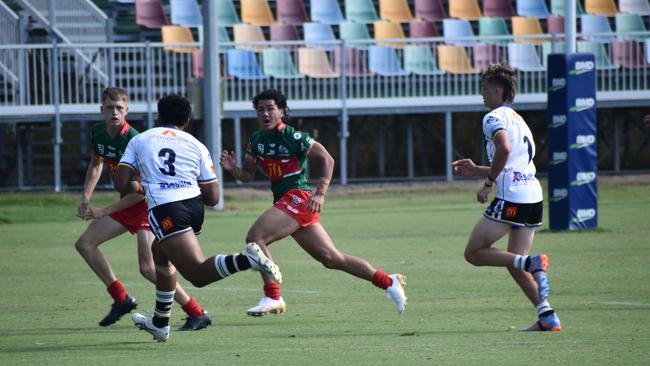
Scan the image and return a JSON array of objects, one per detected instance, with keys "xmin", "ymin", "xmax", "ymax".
[
  {"xmin": 74, "ymin": 87, "xmax": 212, "ymax": 331},
  {"xmin": 220, "ymin": 88, "xmax": 408, "ymax": 316}
]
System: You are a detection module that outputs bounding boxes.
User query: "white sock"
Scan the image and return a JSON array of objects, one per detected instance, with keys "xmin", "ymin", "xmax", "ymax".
[
  {"xmin": 513, "ymin": 255, "xmax": 529, "ymax": 269},
  {"xmin": 536, "ymin": 300, "xmax": 553, "ymax": 317}
]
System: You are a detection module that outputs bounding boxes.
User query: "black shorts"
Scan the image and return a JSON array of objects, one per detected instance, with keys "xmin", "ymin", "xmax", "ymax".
[
  {"xmin": 148, "ymin": 196, "xmax": 204, "ymax": 242},
  {"xmin": 483, "ymin": 198, "xmax": 543, "ymax": 228}
]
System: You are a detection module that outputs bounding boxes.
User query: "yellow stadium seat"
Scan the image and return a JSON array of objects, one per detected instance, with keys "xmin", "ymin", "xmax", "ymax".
[
  {"xmin": 437, "ymin": 44, "xmax": 479, "ymax": 74},
  {"xmin": 379, "ymin": 0, "xmax": 414, "ymax": 22},
  {"xmin": 449, "ymin": 0, "xmax": 482, "ymax": 20},
  {"xmin": 374, "ymin": 20, "xmax": 407, "ymax": 48},
  {"xmin": 234, "ymin": 23, "xmax": 266, "ymax": 52},
  {"xmin": 512, "ymin": 16, "xmax": 544, "ymax": 44},
  {"xmin": 161, "ymin": 25, "xmax": 196, "ymax": 53},
  {"xmin": 585, "ymin": 0, "xmax": 618, "ymax": 16},
  {"xmin": 298, "ymin": 47, "xmax": 339, "ymax": 78},
  {"xmin": 241, "ymin": 0, "xmax": 275, "ymax": 26}
]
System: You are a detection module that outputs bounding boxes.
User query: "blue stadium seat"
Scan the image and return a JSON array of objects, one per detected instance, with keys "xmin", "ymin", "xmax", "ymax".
[
  {"xmin": 443, "ymin": 19, "xmax": 477, "ymax": 46},
  {"xmin": 581, "ymin": 14, "xmax": 615, "ymax": 42},
  {"xmin": 508, "ymin": 42, "xmax": 545, "ymax": 71},
  {"xmin": 517, "ymin": 0, "xmax": 551, "ymax": 18},
  {"xmin": 304, "ymin": 22, "xmax": 337, "ymax": 50},
  {"xmin": 170, "ymin": 0, "xmax": 202, "ymax": 27},
  {"xmin": 310, "ymin": 0, "xmax": 344, "ymax": 24},
  {"xmin": 369, "ymin": 45, "xmax": 409, "ymax": 76},
  {"xmin": 227, "ymin": 49, "xmax": 268, "ymax": 79}
]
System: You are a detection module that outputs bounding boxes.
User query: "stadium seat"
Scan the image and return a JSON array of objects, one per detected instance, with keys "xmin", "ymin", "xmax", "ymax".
[
  {"xmin": 437, "ymin": 44, "xmax": 479, "ymax": 73},
  {"xmin": 414, "ymin": 0, "xmax": 447, "ymax": 21},
  {"xmin": 217, "ymin": 0, "xmax": 240, "ymax": 26},
  {"xmin": 135, "ymin": 0, "xmax": 169, "ymax": 29},
  {"xmin": 218, "ymin": 26, "xmax": 232, "ymax": 47},
  {"xmin": 581, "ymin": 14, "xmax": 615, "ymax": 42},
  {"xmin": 379, "ymin": 0, "xmax": 414, "ymax": 23},
  {"xmin": 192, "ymin": 48, "xmax": 204, "ymax": 77},
  {"xmin": 369, "ymin": 45, "xmax": 409, "ymax": 76},
  {"xmin": 473, "ymin": 43, "xmax": 505, "ymax": 70},
  {"xmin": 547, "ymin": 15, "xmax": 565, "ymax": 36},
  {"xmin": 409, "ymin": 20, "xmax": 439, "ymax": 38},
  {"xmin": 508, "ymin": 42, "xmax": 545, "ymax": 71},
  {"xmin": 478, "ymin": 17, "xmax": 510, "ymax": 44},
  {"xmin": 170, "ymin": 0, "xmax": 202, "ymax": 28},
  {"xmin": 551, "ymin": 0, "xmax": 585, "ymax": 16},
  {"xmin": 577, "ymin": 40, "xmax": 620, "ymax": 69},
  {"xmin": 541, "ymin": 41, "xmax": 565, "ymax": 66},
  {"xmin": 585, "ymin": 0, "xmax": 618, "ymax": 16},
  {"xmin": 262, "ymin": 48, "xmax": 304, "ymax": 78},
  {"xmin": 619, "ymin": 0, "xmax": 650, "ymax": 15},
  {"xmin": 374, "ymin": 20, "xmax": 407, "ymax": 48},
  {"xmin": 277, "ymin": 0, "xmax": 309, "ymax": 25},
  {"xmin": 611, "ymin": 40, "xmax": 650, "ymax": 68},
  {"xmin": 270, "ymin": 23, "xmax": 300, "ymax": 42},
  {"xmin": 516, "ymin": 0, "xmax": 550, "ymax": 18},
  {"xmin": 512, "ymin": 16, "xmax": 545, "ymax": 44},
  {"xmin": 227, "ymin": 49, "xmax": 269, "ymax": 79},
  {"xmin": 310, "ymin": 0, "xmax": 344, "ymax": 25},
  {"xmin": 345, "ymin": 0, "xmax": 379, "ymax": 24},
  {"xmin": 449, "ymin": 0, "xmax": 482, "ymax": 21},
  {"xmin": 340, "ymin": 21, "xmax": 372, "ymax": 49},
  {"xmin": 298, "ymin": 47, "xmax": 339, "ymax": 77},
  {"xmin": 334, "ymin": 47, "xmax": 373, "ymax": 76},
  {"xmin": 161, "ymin": 25, "xmax": 196, "ymax": 53},
  {"xmin": 483, "ymin": 0, "xmax": 515, "ymax": 18},
  {"xmin": 233, "ymin": 23, "xmax": 266, "ymax": 52},
  {"xmin": 403, "ymin": 45, "xmax": 444, "ymax": 75},
  {"xmin": 443, "ymin": 19, "xmax": 477, "ymax": 46},
  {"xmin": 304, "ymin": 22, "xmax": 337, "ymax": 51},
  {"xmin": 241, "ymin": 0, "xmax": 275, "ymax": 26},
  {"xmin": 615, "ymin": 13, "xmax": 648, "ymax": 41}
]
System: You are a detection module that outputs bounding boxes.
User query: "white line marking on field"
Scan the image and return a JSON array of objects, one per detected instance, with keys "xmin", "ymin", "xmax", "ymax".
[
  {"xmin": 598, "ymin": 301, "xmax": 650, "ymax": 307},
  {"xmin": 75, "ymin": 281, "xmax": 321, "ymax": 294}
]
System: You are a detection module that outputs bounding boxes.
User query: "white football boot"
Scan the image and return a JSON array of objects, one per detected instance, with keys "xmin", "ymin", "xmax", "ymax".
[
  {"xmin": 132, "ymin": 313, "xmax": 170, "ymax": 342},
  {"xmin": 242, "ymin": 242, "xmax": 283, "ymax": 284},
  {"xmin": 386, "ymin": 274, "xmax": 407, "ymax": 314},
  {"xmin": 246, "ymin": 296, "xmax": 287, "ymax": 317}
]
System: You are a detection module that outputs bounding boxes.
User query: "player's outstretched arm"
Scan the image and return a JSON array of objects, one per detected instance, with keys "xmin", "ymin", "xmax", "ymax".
[
  {"xmin": 220, "ymin": 150, "xmax": 257, "ymax": 182},
  {"xmin": 306, "ymin": 141, "xmax": 334, "ymax": 213},
  {"xmin": 79, "ymin": 193, "xmax": 145, "ymax": 220},
  {"xmin": 78, "ymin": 153, "xmax": 103, "ymax": 217}
]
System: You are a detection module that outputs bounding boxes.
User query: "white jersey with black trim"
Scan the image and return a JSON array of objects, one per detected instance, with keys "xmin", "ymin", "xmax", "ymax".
[
  {"xmin": 482, "ymin": 105, "xmax": 543, "ymax": 203},
  {"xmin": 119, "ymin": 126, "xmax": 218, "ymax": 209}
]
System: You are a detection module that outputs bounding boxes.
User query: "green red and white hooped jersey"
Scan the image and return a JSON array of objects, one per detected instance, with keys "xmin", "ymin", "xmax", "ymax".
[
  {"xmin": 247, "ymin": 123, "xmax": 313, "ymax": 202},
  {"xmin": 483, "ymin": 105, "xmax": 543, "ymax": 204},
  {"xmin": 119, "ymin": 127, "xmax": 218, "ymax": 209},
  {"xmin": 89, "ymin": 121, "xmax": 139, "ymax": 177}
]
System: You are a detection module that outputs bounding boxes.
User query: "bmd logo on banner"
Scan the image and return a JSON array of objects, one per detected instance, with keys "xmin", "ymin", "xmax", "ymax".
[
  {"xmin": 550, "ymin": 78, "xmax": 566, "ymax": 91},
  {"xmin": 570, "ymin": 61, "xmax": 595, "ymax": 75},
  {"xmin": 551, "ymin": 188, "xmax": 568, "ymax": 202},
  {"xmin": 549, "ymin": 115, "xmax": 567, "ymax": 128},
  {"xmin": 570, "ymin": 135, "xmax": 596, "ymax": 149},
  {"xmin": 549, "ymin": 151, "xmax": 567, "ymax": 165},
  {"xmin": 571, "ymin": 171, "xmax": 596, "ymax": 186},
  {"xmin": 570, "ymin": 98, "xmax": 595, "ymax": 112},
  {"xmin": 572, "ymin": 208, "xmax": 596, "ymax": 223}
]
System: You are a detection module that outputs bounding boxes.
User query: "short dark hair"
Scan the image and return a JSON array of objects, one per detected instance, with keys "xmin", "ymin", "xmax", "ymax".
[
  {"xmin": 252, "ymin": 88, "xmax": 289, "ymax": 113},
  {"xmin": 102, "ymin": 87, "xmax": 128, "ymax": 104},
  {"xmin": 482, "ymin": 63, "xmax": 517, "ymax": 104},
  {"xmin": 157, "ymin": 94, "xmax": 192, "ymax": 126}
]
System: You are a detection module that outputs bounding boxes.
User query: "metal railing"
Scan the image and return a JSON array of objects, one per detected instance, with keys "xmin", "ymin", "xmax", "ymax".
[
  {"xmin": 0, "ymin": 0, "xmax": 20, "ymax": 94},
  {"xmin": 27, "ymin": 0, "xmax": 109, "ymax": 42},
  {"xmin": 1, "ymin": 33, "xmax": 649, "ymax": 117}
]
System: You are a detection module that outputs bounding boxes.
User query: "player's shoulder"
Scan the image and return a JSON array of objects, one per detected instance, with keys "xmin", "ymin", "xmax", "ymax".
[{"xmin": 90, "ymin": 121, "xmax": 106, "ymax": 137}]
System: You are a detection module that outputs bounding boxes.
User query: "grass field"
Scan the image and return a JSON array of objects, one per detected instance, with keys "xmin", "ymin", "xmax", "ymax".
[{"xmin": 1, "ymin": 178, "xmax": 649, "ymax": 365}]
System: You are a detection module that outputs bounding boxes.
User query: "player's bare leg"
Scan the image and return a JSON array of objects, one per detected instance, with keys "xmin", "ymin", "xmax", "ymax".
[
  {"xmin": 75, "ymin": 216, "xmax": 137, "ymax": 326},
  {"xmin": 464, "ymin": 217, "xmax": 512, "ymax": 267}
]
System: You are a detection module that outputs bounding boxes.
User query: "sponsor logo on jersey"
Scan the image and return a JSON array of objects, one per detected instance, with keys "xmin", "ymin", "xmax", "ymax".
[
  {"xmin": 97, "ymin": 144, "xmax": 105, "ymax": 155},
  {"xmin": 162, "ymin": 130, "xmax": 177, "ymax": 137},
  {"xmin": 278, "ymin": 145, "xmax": 288, "ymax": 154},
  {"xmin": 570, "ymin": 61, "xmax": 595, "ymax": 75},
  {"xmin": 571, "ymin": 171, "xmax": 596, "ymax": 186},
  {"xmin": 257, "ymin": 143, "xmax": 264, "ymax": 154},
  {"xmin": 550, "ymin": 188, "xmax": 568, "ymax": 202},
  {"xmin": 570, "ymin": 134, "xmax": 596, "ymax": 149},
  {"xmin": 268, "ymin": 149, "xmax": 276, "ymax": 156},
  {"xmin": 159, "ymin": 181, "xmax": 193, "ymax": 189},
  {"xmin": 485, "ymin": 116, "xmax": 499, "ymax": 125},
  {"xmin": 572, "ymin": 208, "xmax": 596, "ymax": 223},
  {"xmin": 161, "ymin": 216, "xmax": 174, "ymax": 231},
  {"xmin": 291, "ymin": 195, "xmax": 302, "ymax": 206},
  {"xmin": 570, "ymin": 98, "xmax": 595, "ymax": 112},
  {"xmin": 549, "ymin": 151, "xmax": 567, "ymax": 166},
  {"xmin": 286, "ymin": 204, "xmax": 299, "ymax": 214},
  {"xmin": 550, "ymin": 78, "xmax": 566, "ymax": 91},
  {"xmin": 504, "ymin": 206, "xmax": 518, "ymax": 218},
  {"xmin": 293, "ymin": 132, "xmax": 302, "ymax": 140},
  {"xmin": 512, "ymin": 171, "xmax": 536, "ymax": 183},
  {"xmin": 548, "ymin": 115, "xmax": 567, "ymax": 128}
]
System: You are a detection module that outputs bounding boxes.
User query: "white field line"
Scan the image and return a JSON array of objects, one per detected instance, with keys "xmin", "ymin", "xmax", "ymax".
[{"xmin": 598, "ymin": 301, "xmax": 650, "ymax": 307}]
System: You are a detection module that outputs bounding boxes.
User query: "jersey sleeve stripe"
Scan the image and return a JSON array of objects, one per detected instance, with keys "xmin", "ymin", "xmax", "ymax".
[
  {"xmin": 197, "ymin": 177, "xmax": 218, "ymax": 185},
  {"xmin": 118, "ymin": 162, "xmax": 137, "ymax": 171}
]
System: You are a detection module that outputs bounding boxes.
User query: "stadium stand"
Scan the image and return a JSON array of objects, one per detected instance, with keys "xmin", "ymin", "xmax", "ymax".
[
  {"xmin": 304, "ymin": 22, "xmax": 337, "ymax": 50},
  {"xmin": 374, "ymin": 20, "xmax": 407, "ymax": 47},
  {"xmin": 449, "ymin": 0, "xmax": 482, "ymax": 20},
  {"xmin": 310, "ymin": 0, "xmax": 344, "ymax": 24},
  {"xmin": 619, "ymin": 0, "xmax": 650, "ymax": 14},
  {"xmin": 170, "ymin": 0, "xmax": 202, "ymax": 27},
  {"xmin": 414, "ymin": 0, "xmax": 447, "ymax": 21},
  {"xmin": 409, "ymin": 19, "xmax": 440, "ymax": 38},
  {"xmin": 277, "ymin": 0, "xmax": 309, "ymax": 25},
  {"xmin": 297, "ymin": 47, "xmax": 339, "ymax": 77},
  {"xmin": 517, "ymin": 0, "xmax": 551, "ymax": 18},
  {"xmin": 135, "ymin": 0, "xmax": 168, "ymax": 29},
  {"xmin": 581, "ymin": 14, "xmax": 615, "ymax": 42},
  {"xmin": 551, "ymin": 0, "xmax": 585, "ymax": 16},
  {"xmin": 483, "ymin": 0, "xmax": 515, "ymax": 18},
  {"xmin": 216, "ymin": 0, "xmax": 240, "ymax": 26},
  {"xmin": 437, "ymin": 44, "xmax": 479, "ymax": 74},
  {"xmin": 512, "ymin": 16, "xmax": 545, "ymax": 44},
  {"xmin": 241, "ymin": 0, "xmax": 275, "ymax": 26},
  {"xmin": 345, "ymin": 0, "xmax": 378, "ymax": 23},
  {"xmin": 262, "ymin": 48, "xmax": 303, "ymax": 78},
  {"xmin": 379, "ymin": 0, "xmax": 414, "ymax": 22},
  {"xmin": 368, "ymin": 45, "xmax": 409, "ymax": 75},
  {"xmin": 443, "ymin": 19, "xmax": 477, "ymax": 46},
  {"xmin": 585, "ymin": 0, "xmax": 618, "ymax": 15}
]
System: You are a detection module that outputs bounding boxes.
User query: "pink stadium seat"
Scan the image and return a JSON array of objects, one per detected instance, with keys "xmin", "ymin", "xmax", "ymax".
[
  {"xmin": 334, "ymin": 47, "xmax": 373, "ymax": 76},
  {"xmin": 414, "ymin": 0, "xmax": 447, "ymax": 21},
  {"xmin": 611, "ymin": 40, "xmax": 650, "ymax": 68},
  {"xmin": 409, "ymin": 20, "xmax": 439, "ymax": 38},
  {"xmin": 473, "ymin": 43, "xmax": 504, "ymax": 70},
  {"xmin": 483, "ymin": 0, "xmax": 515, "ymax": 18},
  {"xmin": 135, "ymin": 0, "xmax": 169, "ymax": 29},
  {"xmin": 547, "ymin": 15, "xmax": 564, "ymax": 35},
  {"xmin": 270, "ymin": 23, "xmax": 300, "ymax": 42},
  {"xmin": 277, "ymin": 0, "xmax": 310, "ymax": 25}
]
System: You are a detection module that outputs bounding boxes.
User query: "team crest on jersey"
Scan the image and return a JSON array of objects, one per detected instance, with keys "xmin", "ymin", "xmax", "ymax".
[
  {"xmin": 291, "ymin": 195, "xmax": 302, "ymax": 206},
  {"xmin": 293, "ymin": 132, "xmax": 302, "ymax": 140},
  {"xmin": 278, "ymin": 145, "xmax": 288, "ymax": 154},
  {"xmin": 257, "ymin": 144, "xmax": 264, "ymax": 154},
  {"xmin": 97, "ymin": 144, "xmax": 105, "ymax": 155}
]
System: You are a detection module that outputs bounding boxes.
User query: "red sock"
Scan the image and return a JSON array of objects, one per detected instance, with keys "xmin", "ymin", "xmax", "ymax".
[
  {"xmin": 107, "ymin": 280, "xmax": 128, "ymax": 303},
  {"xmin": 264, "ymin": 282, "xmax": 281, "ymax": 300},
  {"xmin": 181, "ymin": 297, "xmax": 204, "ymax": 317},
  {"xmin": 372, "ymin": 270, "xmax": 393, "ymax": 290}
]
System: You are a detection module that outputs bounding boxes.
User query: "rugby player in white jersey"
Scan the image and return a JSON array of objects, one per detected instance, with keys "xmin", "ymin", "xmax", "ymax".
[
  {"xmin": 114, "ymin": 94, "xmax": 282, "ymax": 342},
  {"xmin": 451, "ymin": 64, "xmax": 561, "ymax": 331}
]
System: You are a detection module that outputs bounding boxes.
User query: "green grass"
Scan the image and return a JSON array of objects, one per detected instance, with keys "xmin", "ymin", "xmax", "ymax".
[{"xmin": 1, "ymin": 183, "xmax": 649, "ymax": 365}]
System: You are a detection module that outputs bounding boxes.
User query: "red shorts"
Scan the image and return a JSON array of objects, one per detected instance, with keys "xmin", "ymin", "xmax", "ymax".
[
  {"xmin": 273, "ymin": 188, "xmax": 320, "ymax": 229},
  {"xmin": 109, "ymin": 199, "xmax": 151, "ymax": 235}
]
